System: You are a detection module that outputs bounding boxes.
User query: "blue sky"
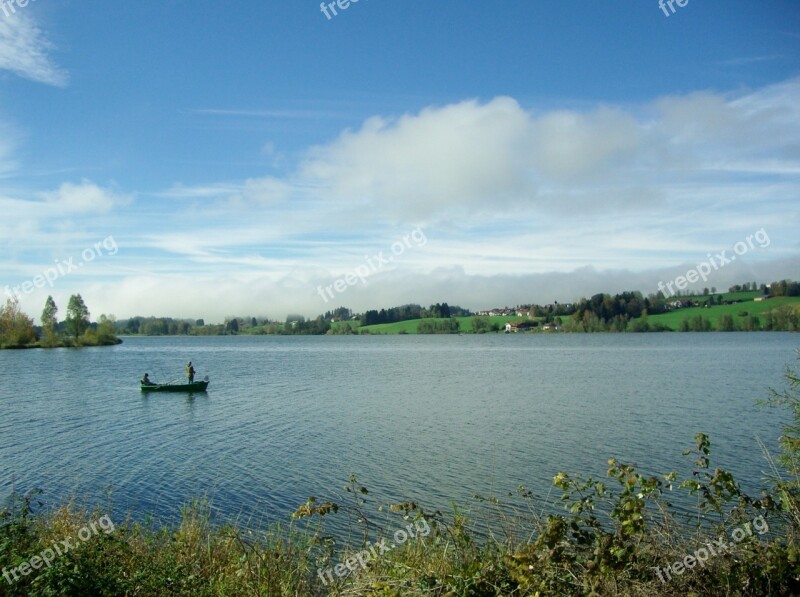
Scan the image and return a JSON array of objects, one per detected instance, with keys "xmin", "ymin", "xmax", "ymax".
[{"xmin": 1, "ymin": 0, "xmax": 799, "ymax": 322}]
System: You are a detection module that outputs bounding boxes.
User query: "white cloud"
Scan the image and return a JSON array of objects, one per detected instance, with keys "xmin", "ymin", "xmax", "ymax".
[
  {"xmin": 42, "ymin": 180, "xmax": 128, "ymax": 214},
  {"xmin": 529, "ymin": 107, "xmax": 641, "ymax": 183},
  {"xmin": 297, "ymin": 80, "xmax": 800, "ymax": 222},
  {"xmin": 0, "ymin": 11, "xmax": 67, "ymax": 86},
  {"xmin": 0, "ymin": 181, "xmax": 130, "ymax": 255},
  {"xmin": 228, "ymin": 176, "xmax": 294, "ymax": 207},
  {"xmin": 301, "ymin": 97, "xmax": 534, "ymax": 216},
  {"xmin": 652, "ymin": 79, "xmax": 800, "ymax": 163},
  {"xmin": 157, "ymin": 183, "xmax": 244, "ymax": 200}
]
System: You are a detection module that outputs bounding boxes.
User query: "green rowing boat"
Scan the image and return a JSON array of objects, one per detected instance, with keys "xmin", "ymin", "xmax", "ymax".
[{"xmin": 141, "ymin": 380, "xmax": 209, "ymax": 392}]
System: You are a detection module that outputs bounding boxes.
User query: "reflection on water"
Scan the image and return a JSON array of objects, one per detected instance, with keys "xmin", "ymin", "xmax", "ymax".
[{"xmin": 0, "ymin": 333, "xmax": 796, "ymax": 532}]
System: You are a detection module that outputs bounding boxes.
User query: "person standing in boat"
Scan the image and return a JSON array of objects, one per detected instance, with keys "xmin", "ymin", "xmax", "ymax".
[{"xmin": 186, "ymin": 361, "xmax": 195, "ymax": 383}]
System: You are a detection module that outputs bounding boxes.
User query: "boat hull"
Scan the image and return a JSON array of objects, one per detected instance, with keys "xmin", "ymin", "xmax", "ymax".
[{"xmin": 141, "ymin": 381, "xmax": 209, "ymax": 392}]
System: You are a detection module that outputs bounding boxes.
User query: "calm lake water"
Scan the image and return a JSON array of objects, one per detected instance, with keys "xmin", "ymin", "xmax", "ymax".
[{"xmin": 0, "ymin": 333, "xmax": 797, "ymax": 534}]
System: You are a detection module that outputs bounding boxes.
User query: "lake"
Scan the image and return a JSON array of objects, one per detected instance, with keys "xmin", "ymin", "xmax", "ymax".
[{"xmin": 0, "ymin": 333, "xmax": 797, "ymax": 535}]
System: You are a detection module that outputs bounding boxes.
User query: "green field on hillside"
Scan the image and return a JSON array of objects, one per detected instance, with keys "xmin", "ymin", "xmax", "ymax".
[
  {"xmin": 647, "ymin": 296, "xmax": 800, "ymax": 330},
  {"xmin": 341, "ymin": 292, "xmax": 800, "ymax": 335},
  {"xmin": 329, "ymin": 319, "xmax": 361, "ymax": 332},
  {"xmin": 355, "ymin": 298, "xmax": 800, "ymax": 334}
]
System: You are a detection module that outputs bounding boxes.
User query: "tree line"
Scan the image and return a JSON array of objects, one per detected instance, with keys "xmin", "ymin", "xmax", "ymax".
[
  {"xmin": 81, "ymin": 277, "xmax": 800, "ymax": 338},
  {"xmin": 115, "ymin": 314, "xmax": 333, "ymax": 336},
  {"xmin": 542, "ymin": 279, "xmax": 798, "ymax": 333},
  {"xmin": 360, "ymin": 303, "xmax": 470, "ymax": 326},
  {"xmin": 764, "ymin": 279, "xmax": 800, "ymax": 297},
  {"xmin": 0, "ymin": 295, "xmax": 119, "ymax": 349}
]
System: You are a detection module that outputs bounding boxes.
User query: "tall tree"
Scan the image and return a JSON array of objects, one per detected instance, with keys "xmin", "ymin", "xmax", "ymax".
[
  {"xmin": 41, "ymin": 296, "xmax": 58, "ymax": 330},
  {"xmin": 66, "ymin": 294, "xmax": 90, "ymax": 340},
  {"xmin": 226, "ymin": 318, "xmax": 240, "ymax": 334},
  {"xmin": 41, "ymin": 295, "xmax": 59, "ymax": 346}
]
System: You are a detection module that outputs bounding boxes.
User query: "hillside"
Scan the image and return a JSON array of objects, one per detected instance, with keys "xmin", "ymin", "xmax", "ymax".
[
  {"xmin": 355, "ymin": 293, "xmax": 800, "ymax": 334},
  {"xmin": 646, "ymin": 296, "xmax": 800, "ymax": 331}
]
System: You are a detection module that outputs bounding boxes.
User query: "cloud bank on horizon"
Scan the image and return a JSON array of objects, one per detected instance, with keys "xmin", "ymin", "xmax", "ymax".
[{"xmin": 0, "ymin": 2, "xmax": 798, "ymax": 322}]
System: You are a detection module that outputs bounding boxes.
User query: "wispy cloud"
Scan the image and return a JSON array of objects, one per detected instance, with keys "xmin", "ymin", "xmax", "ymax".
[
  {"xmin": 41, "ymin": 180, "xmax": 131, "ymax": 214},
  {"xmin": 139, "ymin": 79, "xmax": 800, "ymax": 282},
  {"xmin": 0, "ymin": 180, "xmax": 130, "ymax": 245},
  {"xmin": 0, "ymin": 12, "xmax": 67, "ymax": 86},
  {"xmin": 155, "ymin": 183, "xmax": 245, "ymax": 200},
  {"xmin": 191, "ymin": 108, "xmax": 351, "ymax": 120},
  {"xmin": 719, "ymin": 55, "xmax": 783, "ymax": 66},
  {"xmin": 0, "ymin": 121, "xmax": 19, "ymax": 177}
]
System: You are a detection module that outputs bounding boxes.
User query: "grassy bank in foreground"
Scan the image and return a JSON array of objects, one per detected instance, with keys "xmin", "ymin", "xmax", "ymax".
[{"xmin": 2, "ymin": 362, "xmax": 800, "ymax": 596}]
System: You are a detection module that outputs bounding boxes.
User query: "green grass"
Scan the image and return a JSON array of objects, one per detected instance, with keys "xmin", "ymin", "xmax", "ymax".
[
  {"xmin": 648, "ymin": 296, "xmax": 800, "ymax": 330},
  {"xmin": 329, "ymin": 319, "xmax": 361, "ymax": 333},
  {"xmin": 359, "ymin": 318, "xmax": 452, "ymax": 334}
]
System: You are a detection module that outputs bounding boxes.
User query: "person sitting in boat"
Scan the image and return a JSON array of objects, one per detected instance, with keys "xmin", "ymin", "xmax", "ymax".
[
  {"xmin": 142, "ymin": 373, "xmax": 153, "ymax": 385},
  {"xmin": 186, "ymin": 361, "xmax": 195, "ymax": 383}
]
